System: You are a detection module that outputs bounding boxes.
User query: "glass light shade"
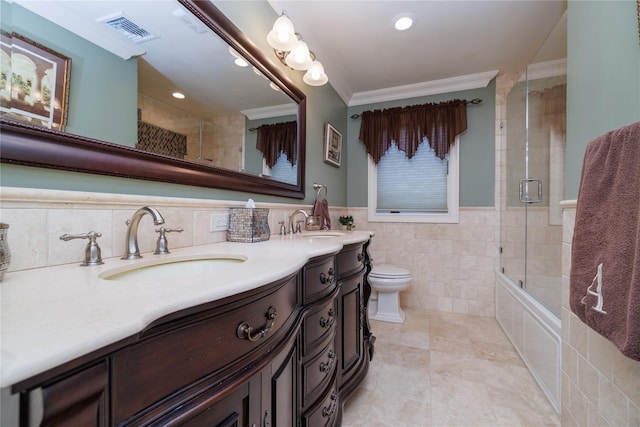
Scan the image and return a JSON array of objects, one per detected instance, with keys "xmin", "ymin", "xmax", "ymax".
[
  {"xmin": 285, "ymin": 40, "xmax": 313, "ymax": 70},
  {"xmin": 267, "ymin": 15, "xmax": 298, "ymax": 51},
  {"xmin": 303, "ymin": 60, "xmax": 328, "ymax": 86}
]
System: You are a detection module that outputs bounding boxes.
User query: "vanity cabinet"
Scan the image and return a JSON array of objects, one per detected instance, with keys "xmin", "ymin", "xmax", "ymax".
[
  {"xmin": 12, "ymin": 240, "xmax": 373, "ymax": 427},
  {"xmin": 38, "ymin": 362, "xmax": 109, "ymax": 426},
  {"xmin": 335, "ymin": 242, "xmax": 373, "ymax": 396}
]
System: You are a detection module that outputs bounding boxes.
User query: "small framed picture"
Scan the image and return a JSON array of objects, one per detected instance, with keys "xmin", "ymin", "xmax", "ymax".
[
  {"xmin": 0, "ymin": 32, "xmax": 71, "ymax": 131},
  {"xmin": 323, "ymin": 122, "xmax": 342, "ymax": 167}
]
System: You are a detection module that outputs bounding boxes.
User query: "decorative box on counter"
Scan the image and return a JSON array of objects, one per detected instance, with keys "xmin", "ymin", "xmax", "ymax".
[{"xmin": 227, "ymin": 208, "xmax": 270, "ymax": 243}]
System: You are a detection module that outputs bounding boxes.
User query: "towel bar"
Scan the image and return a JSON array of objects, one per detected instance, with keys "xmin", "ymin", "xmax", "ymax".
[{"xmin": 313, "ymin": 183, "xmax": 328, "ymax": 202}]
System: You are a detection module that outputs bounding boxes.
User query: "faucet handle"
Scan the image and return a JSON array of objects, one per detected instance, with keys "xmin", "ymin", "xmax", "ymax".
[
  {"xmin": 278, "ymin": 221, "xmax": 287, "ymax": 236},
  {"xmin": 60, "ymin": 231, "xmax": 104, "ymax": 266},
  {"xmin": 154, "ymin": 227, "xmax": 183, "ymax": 255}
]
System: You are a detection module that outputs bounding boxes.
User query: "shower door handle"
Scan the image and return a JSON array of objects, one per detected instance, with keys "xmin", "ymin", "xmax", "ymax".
[{"xmin": 519, "ymin": 178, "xmax": 542, "ymax": 204}]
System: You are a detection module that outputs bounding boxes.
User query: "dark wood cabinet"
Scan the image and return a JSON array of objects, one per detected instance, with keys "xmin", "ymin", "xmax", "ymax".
[
  {"xmin": 39, "ymin": 362, "xmax": 108, "ymax": 427},
  {"xmin": 13, "ymin": 240, "xmax": 374, "ymax": 427},
  {"xmin": 335, "ymin": 241, "xmax": 374, "ymax": 399}
]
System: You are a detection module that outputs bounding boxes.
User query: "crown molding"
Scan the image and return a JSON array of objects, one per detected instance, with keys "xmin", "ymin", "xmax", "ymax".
[
  {"xmin": 348, "ymin": 70, "xmax": 499, "ymax": 107},
  {"xmin": 518, "ymin": 58, "xmax": 567, "ymax": 82},
  {"xmin": 241, "ymin": 103, "xmax": 298, "ymax": 120}
]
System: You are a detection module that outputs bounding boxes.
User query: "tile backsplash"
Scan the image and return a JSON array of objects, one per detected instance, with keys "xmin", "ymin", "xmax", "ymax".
[{"xmin": 0, "ymin": 187, "xmax": 344, "ymax": 272}]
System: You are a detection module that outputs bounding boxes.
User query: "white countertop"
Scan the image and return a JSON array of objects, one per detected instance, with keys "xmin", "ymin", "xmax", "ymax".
[{"xmin": 0, "ymin": 231, "xmax": 371, "ymax": 388}]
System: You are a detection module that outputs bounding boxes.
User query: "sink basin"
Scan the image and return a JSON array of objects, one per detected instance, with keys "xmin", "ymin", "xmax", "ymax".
[
  {"xmin": 301, "ymin": 231, "xmax": 346, "ymax": 238},
  {"xmin": 100, "ymin": 254, "xmax": 247, "ymax": 282}
]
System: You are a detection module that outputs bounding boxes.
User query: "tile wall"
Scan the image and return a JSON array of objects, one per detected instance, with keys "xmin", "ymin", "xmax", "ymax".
[
  {"xmin": 0, "ymin": 187, "xmax": 346, "ymax": 272},
  {"xmin": 348, "ymin": 207, "xmax": 499, "ymax": 317},
  {"xmin": 561, "ymin": 203, "xmax": 640, "ymax": 426}
]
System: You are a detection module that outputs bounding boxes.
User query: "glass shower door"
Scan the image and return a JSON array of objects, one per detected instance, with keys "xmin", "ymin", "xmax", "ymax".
[
  {"xmin": 501, "ymin": 76, "xmax": 527, "ymax": 288},
  {"xmin": 523, "ymin": 67, "xmax": 565, "ymax": 316},
  {"xmin": 500, "ymin": 17, "xmax": 566, "ymax": 317}
]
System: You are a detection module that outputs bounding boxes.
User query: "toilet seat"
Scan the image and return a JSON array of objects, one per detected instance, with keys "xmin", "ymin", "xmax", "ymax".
[{"xmin": 370, "ymin": 265, "xmax": 411, "ymax": 279}]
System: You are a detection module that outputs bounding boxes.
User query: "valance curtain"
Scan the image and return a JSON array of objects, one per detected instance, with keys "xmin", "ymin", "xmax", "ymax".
[
  {"xmin": 256, "ymin": 121, "xmax": 297, "ymax": 168},
  {"xmin": 359, "ymin": 99, "xmax": 468, "ymax": 164}
]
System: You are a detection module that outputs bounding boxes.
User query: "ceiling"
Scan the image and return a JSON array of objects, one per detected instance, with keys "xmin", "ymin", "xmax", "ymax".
[
  {"xmin": 267, "ymin": 0, "xmax": 567, "ymax": 105},
  {"xmin": 12, "ymin": 0, "xmax": 567, "ymax": 114}
]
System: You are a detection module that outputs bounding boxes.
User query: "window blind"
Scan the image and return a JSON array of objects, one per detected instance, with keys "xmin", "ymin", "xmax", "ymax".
[{"xmin": 376, "ymin": 140, "xmax": 448, "ymax": 213}]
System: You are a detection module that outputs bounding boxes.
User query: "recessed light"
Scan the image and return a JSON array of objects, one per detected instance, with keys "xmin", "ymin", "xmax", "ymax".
[
  {"xmin": 172, "ymin": 92, "xmax": 185, "ymax": 99},
  {"xmin": 393, "ymin": 14, "xmax": 414, "ymax": 31},
  {"xmin": 234, "ymin": 58, "xmax": 249, "ymax": 67}
]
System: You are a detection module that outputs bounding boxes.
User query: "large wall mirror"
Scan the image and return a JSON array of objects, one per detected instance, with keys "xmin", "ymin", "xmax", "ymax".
[{"xmin": 0, "ymin": 0, "xmax": 306, "ymax": 199}]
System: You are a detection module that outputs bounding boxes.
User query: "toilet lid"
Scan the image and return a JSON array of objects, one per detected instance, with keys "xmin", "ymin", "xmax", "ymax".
[{"xmin": 370, "ymin": 265, "xmax": 411, "ymax": 279}]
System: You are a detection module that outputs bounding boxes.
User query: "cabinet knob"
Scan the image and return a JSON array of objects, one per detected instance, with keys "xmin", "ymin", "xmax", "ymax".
[
  {"xmin": 319, "ymin": 350, "xmax": 336, "ymax": 373},
  {"xmin": 322, "ymin": 390, "xmax": 338, "ymax": 419},
  {"xmin": 237, "ymin": 306, "xmax": 277, "ymax": 342},
  {"xmin": 319, "ymin": 268, "xmax": 335, "ymax": 285},
  {"xmin": 319, "ymin": 308, "xmax": 335, "ymax": 329}
]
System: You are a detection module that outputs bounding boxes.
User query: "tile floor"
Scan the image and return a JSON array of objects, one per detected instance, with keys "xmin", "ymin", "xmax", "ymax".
[{"xmin": 342, "ymin": 308, "xmax": 560, "ymax": 426}]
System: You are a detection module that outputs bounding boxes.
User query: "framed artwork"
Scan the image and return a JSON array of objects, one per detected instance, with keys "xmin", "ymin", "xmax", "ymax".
[
  {"xmin": 323, "ymin": 122, "xmax": 342, "ymax": 167},
  {"xmin": 0, "ymin": 32, "xmax": 71, "ymax": 131}
]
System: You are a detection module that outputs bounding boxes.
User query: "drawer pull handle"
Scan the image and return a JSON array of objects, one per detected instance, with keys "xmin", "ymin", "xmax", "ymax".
[
  {"xmin": 322, "ymin": 390, "xmax": 338, "ymax": 418},
  {"xmin": 237, "ymin": 306, "xmax": 277, "ymax": 342},
  {"xmin": 319, "ymin": 350, "xmax": 336, "ymax": 373},
  {"xmin": 319, "ymin": 308, "xmax": 335, "ymax": 328},
  {"xmin": 357, "ymin": 252, "xmax": 364, "ymax": 262},
  {"xmin": 319, "ymin": 268, "xmax": 335, "ymax": 285}
]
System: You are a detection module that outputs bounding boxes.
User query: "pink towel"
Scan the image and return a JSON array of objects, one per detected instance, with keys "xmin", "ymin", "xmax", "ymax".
[
  {"xmin": 312, "ymin": 199, "xmax": 331, "ymax": 230},
  {"xmin": 570, "ymin": 120, "xmax": 640, "ymax": 360}
]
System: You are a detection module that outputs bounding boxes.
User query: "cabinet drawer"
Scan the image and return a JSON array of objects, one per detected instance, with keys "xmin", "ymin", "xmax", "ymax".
[
  {"xmin": 336, "ymin": 243, "xmax": 365, "ymax": 279},
  {"xmin": 112, "ymin": 274, "xmax": 298, "ymax": 424},
  {"xmin": 39, "ymin": 362, "xmax": 109, "ymax": 427},
  {"xmin": 302, "ymin": 382, "xmax": 339, "ymax": 427},
  {"xmin": 303, "ymin": 256, "xmax": 336, "ymax": 303},
  {"xmin": 302, "ymin": 296, "xmax": 337, "ymax": 356},
  {"xmin": 302, "ymin": 336, "xmax": 337, "ymax": 410}
]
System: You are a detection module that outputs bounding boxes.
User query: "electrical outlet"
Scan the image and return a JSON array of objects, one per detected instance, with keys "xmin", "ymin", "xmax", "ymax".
[{"xmin": 210, "ymin": 212, "xmax": 229, "ymax": 231}]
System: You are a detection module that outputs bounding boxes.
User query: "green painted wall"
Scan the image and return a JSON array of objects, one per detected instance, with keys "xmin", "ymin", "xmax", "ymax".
[
  {"xmin": 565, "ymin": 0, "xmax": 640, "ymax": 199},
  {"xmin": 346, "ymin": 81, "xmax": 496, "ymax": 207}
]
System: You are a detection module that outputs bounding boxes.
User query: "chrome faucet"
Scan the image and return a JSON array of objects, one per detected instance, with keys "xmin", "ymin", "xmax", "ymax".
[
  {"xmin": 288, "ymin": 209, "xmax": 309, "ymax": 234},
  {"xmin": 122, "ymin": 206, "xmax": 165, "ymax": 260}
]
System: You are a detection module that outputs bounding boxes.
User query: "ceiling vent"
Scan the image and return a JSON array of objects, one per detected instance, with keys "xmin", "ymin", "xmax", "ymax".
[{"xmin": 97, "ymin": 13, "xmax": 159, "ymax": 44}]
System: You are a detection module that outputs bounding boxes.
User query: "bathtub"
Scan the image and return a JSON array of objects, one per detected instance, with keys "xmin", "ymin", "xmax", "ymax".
[{"xmin": 495, "ymin": 270, "xmax": 561, "ymax": 414}]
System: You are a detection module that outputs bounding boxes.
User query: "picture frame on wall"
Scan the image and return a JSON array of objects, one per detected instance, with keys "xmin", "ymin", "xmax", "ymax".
[
  {"xmin": 0, "ymin": 32, "xmax": 71, "ymax": 131},
  {"xmin": 323, "ymin": 122, "xmax": 342, "ymax": 167}
]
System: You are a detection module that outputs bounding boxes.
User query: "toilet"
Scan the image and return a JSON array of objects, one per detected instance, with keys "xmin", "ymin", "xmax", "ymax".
[{"xmin": 367, "ymin": 265, "xmax": 412, "ymax": 323}]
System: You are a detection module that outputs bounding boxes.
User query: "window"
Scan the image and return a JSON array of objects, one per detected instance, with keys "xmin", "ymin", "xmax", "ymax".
[
  {"xmin": 368, "ymin": 136, "xmax": 459, "ymax": 223},
  {"xmin": 263, "ymin": 152, "xmax": 297, "ymax": 185}
]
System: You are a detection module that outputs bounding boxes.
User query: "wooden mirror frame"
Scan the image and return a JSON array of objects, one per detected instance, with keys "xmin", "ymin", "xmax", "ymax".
[{"xmin": 0, "ymin": 0, "xmax": 306, "ymax": 199}]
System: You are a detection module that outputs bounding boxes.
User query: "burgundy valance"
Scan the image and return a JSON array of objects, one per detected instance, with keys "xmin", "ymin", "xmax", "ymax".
[
  {"xmin": 359, "ymin": 99, "xmax": 468, "ymax": 164},
  {"xmin": 256, "ymin": 121, "xmax": 297, "ymax": 168}
]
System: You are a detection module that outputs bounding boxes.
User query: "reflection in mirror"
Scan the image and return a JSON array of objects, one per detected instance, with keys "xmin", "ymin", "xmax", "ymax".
[{"xmin": 0, "ymin": 0, "xmax": 306, "ymax": 198}]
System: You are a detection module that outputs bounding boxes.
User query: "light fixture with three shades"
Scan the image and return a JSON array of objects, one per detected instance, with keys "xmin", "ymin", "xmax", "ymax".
[{"xmin": 266, "ymin": 11, "xmax": 328, "ymax": 86}]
